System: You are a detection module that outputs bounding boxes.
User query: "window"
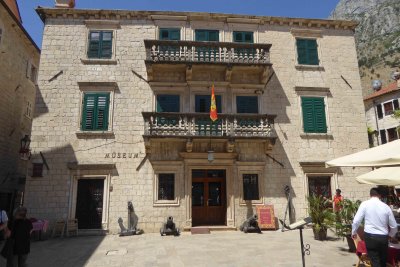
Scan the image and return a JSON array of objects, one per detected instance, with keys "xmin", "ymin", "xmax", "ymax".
[
  {"xmin": 195, "ymin": 30, "xmax": 219, "ymax": 42},
  {"xmin": 0, "ymin": 28, "xmax": 2, "ymax": 45},
  {"xmin": 32, "ymin": 163, "xmax": 43, "ymax": 177},
  {"xmin": 87, "ymin": 31, "xmax": 113, "ymax": 59},
  {"xmin": 296, "ymin": 38, "xmax": 319, "ymax": 65},
  {"xmin": 387, "ymin": 128, "xmax": 398, "ymax": 142},
  {"xmin": 233, "ymin": 31, "xmax": 253, "ymax": 43},
  {"xmin": 25, "ymin": 101, "xmax": 32, "ymax": 118},
  {"xmin": 236, "ymin": 96, "xmax": 258, "ymax": 114},
  {"xmin": 156, "ymin": 94, "xmax": 180, "ymax": 112},
  {"xmin": 384, "ymin": 102, "xmax": 394, "ymax": 116},
  {"xmin": 377, "ymin": 100, "xmax": 400, "ymax": 118},
  {"xmin": 30, "ymin": 65, "xmax": 37, "ymax": 84},
  {"xmin": 243, "ymin": 174, "xmax": 259, "ymax": 200},
  {"xmin": 195, "ymin": 95, "xmax": 222, "ymax": 113},
  {"xmin": 308, "ymin": 176, "xmax": 331, "ymax": 198},
  {"xmin": 159, "ymin": 28, "xmax": 180, "ymax": 40},
  {"xmin": 81, "ymin": 93, "xmax": 110, "ymax": 131},
  {"xmin": 158, "ymin": 174, "xmax": 175, "ymax": 200},
  {"xmin": 301, "ymin": 97, "xmax": 327, "ymax": 133},
  {"xmin": 380, "ymin": 129, "xmax": 387, "ymax": 144},
  {"xmin": 377, "ymin": 104, "xmax": 383, "ymax": 119}
]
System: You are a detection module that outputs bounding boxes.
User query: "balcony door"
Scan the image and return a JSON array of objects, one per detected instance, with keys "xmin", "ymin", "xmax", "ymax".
[
  {"xmin": 195, "ymin": 30, "xmax": 219, "ymax": 62},
  {"xmin": 192, "ymin": 169, "xmax": 226, "ymax": 226}
]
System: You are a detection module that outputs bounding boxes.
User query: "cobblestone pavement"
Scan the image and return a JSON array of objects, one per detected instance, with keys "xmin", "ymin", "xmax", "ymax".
[{"xmin": 0, "ymin": 229, "xmax": 356, "ymax": 267}]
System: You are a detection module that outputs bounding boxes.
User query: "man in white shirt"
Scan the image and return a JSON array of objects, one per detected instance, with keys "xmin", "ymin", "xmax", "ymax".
[{"xmin": 352, "ymin": 188, "xmax": 398, "ymax": 267}]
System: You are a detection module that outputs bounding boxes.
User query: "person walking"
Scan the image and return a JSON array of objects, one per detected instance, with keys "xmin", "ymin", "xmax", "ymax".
[
  {"xmin": 352, "ymin": 188, "xmax": 398, "ymax": 267},
  {"xmin": 5, "ymin": 207, "xmax": 33, "ymax": 267}
]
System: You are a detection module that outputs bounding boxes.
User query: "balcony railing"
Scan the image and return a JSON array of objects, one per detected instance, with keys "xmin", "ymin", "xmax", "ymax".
[
  {"xmin": 144, "ymin": 40, "xmax": 271, "ymax": 65},
  {"xmin": 142, "ymin": 112, "xmax": 276, "ymax": 139}
]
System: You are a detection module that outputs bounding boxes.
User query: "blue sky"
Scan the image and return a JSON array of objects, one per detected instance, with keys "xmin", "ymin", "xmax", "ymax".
[{"xmin": 19, "ymin": 0, "xmax": 340, "ymax": 48}]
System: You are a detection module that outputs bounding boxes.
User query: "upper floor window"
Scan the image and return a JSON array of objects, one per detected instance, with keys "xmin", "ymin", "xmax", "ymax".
[
  {"xmin": 195, "ymin": 30, "xmax": 219, "ymax": 42},
  {"xmin": 377, "ymin": 99, "xmax": 399, "ymax": 119},
  {"xmin": 87, "ymin": 31, "xmax": 113, "ymax": 59},
  {"xmin": 156, "ymin": 94, "xmax": 180, "ymax": 112},
  {"xmin": 25, "ymin": 101, "xmax": 32, "ymax": 118},
  {"xmin": 301, "ymin": 97, "xmax": 327, "ymax": 133},
  {"xmin": 159, "ymin": 28, "xmax": 180, "ymax": 40},
  {"xmin": 296, "ymin": 38, "xmax": 319, "ymax": 65},
  {"xmin": 387, "ymin": 127, "xmax": 398, "ymax": 142},
  {"xmin": 195, "ymin": 95, "xmax": 222, "ymax": 113},
  {"xmin": 0, "ymin": 28, "xmax": 3, "ymax": 45},
  {"xmin": 380, "ymin": 129, "xmax": 387, "ymax": 144},
  {"xmin": 81, "ymin": 93, "xmax": 110, "ymax": 131},
  {"xmin": 233, "ymin": 31, "xmax": 253, "ymax": 43},
  {"xmin": 236, "ymin": 96, "xmax": 258, "ymax": 113}
]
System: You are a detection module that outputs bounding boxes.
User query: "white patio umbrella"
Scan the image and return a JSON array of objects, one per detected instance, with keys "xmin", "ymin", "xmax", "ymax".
[
  {"xmin": 356, "ymin": 167, "xmax": 400, "ymax": 186},
  {"xmin": 326, "ymin": 140, "xmax": 400, "ymax": 167}
]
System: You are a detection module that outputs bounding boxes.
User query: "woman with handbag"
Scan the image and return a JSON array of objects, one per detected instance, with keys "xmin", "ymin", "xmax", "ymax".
[{"xmin": 3, "ymin": 207, "xmax": 33, "ymax": 267}]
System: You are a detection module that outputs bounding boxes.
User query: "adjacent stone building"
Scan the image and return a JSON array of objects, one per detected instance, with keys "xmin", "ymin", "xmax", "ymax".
[
  {"xmin": 0, "ymin": 0, "xmax": 40, "ymax": 215},
  {"xmin": 25, "ymin": 5, "xmax": 371, "ymax": 233},
  {"xmin": 364, "ymin": 78, "xmax": 400, "ymax": 147}
]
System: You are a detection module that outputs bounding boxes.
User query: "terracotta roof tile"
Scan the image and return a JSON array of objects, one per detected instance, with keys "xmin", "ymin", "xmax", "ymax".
[{"xmin": 364, "ymin": 81, "xmax": 399, "ymax": 101}]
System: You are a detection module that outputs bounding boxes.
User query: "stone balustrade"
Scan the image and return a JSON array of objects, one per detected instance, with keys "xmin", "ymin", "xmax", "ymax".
[
  {"xmin": 142, "ymin": 112, "xmax": 277, "ymax": 139},
  {"xmin": 144, "ymin": 40, "xmax": 271, "ymax": 65}
]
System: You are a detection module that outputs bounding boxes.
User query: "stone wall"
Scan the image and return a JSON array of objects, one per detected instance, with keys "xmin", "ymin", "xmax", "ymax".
[{"xmin": 0, "ymin": 5, "xmax": 39, "ymax": 211}]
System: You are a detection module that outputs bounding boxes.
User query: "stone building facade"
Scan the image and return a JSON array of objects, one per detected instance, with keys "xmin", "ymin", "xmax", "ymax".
[
  {"xmin": 0, "ymin": 0, "xmax": 40, "ymax": 215},
  {"xmin": 25, "ymin": 7, "xmax": 371, "ymax": 233},
  {"xmin": 364, "ymin": 79, "xmax": 400, "ymax": 147}
]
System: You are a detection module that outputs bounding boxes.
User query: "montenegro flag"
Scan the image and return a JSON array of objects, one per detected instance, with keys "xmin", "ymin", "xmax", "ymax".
[{"xmin": 210, "ymin": 84, "xmax": 218, "ymax": 122}]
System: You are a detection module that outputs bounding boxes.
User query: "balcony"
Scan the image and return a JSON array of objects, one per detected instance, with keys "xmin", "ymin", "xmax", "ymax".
[
  {"xmin": 142, "ymin": 112, "xmax": 277, "ymax": 140},
  {"xmin": 144, "ymin": 40, "xmax": 271, "ymax": 65},
  {"xmin": 144, "ymin": 40, "xmax": 272, "ymax": 83}
]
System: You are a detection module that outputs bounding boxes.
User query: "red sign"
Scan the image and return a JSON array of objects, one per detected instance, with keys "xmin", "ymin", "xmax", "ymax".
[{"xmin": 256, "ymin": 205, "xmax": 276, "ymax": 230}]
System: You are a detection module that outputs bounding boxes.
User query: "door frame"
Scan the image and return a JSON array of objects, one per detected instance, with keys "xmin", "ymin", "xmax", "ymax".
[
  {"xmin": 184, "ymin": 163, "xmax": 235, "ymax": 228},
  {"xmin": 69, "ymin": 174, "xmax": 110, "ymax": 230}
]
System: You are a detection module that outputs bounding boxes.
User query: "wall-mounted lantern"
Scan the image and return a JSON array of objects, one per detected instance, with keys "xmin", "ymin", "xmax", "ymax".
[
  {"xmin": 207, "ymin": 150, "xmax": 214, "ymax": 163},
  {"xmin": 19, "ymin": 135, "xmax": 31, "ymax": 160}
]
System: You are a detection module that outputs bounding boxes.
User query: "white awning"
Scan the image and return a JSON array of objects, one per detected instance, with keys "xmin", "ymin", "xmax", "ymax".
[
  {"xmin": 356, "ymin": 167, "xmax": 400, "ymax": 186},
  {"xmin": 326, "ymin": 140, "xmax": 400, "ymax": 167}
]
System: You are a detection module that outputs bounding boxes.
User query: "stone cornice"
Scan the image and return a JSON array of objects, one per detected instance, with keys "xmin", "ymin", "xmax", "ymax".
[{"xmin": 36, "ymin": 8, "xmax": 358, "ymax": 31}]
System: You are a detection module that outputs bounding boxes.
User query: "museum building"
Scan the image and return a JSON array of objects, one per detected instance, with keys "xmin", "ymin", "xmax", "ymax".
[{"xmin": 24, "ymin": 4, "xmax": 371, "ymax": 233}]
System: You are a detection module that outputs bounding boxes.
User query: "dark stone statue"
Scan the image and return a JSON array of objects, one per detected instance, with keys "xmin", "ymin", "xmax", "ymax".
[
  {"xmin": 160, "ymin": 216, "xmax": 180, "ymax": 236},
  {"xmin": 240, "ymin": 214, "xmax": 262, "ymax": 233}
]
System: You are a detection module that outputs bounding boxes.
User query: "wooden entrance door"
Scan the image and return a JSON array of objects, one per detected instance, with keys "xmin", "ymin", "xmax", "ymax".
[
  {"xmin": 76, "ymin": 179, "xmax": 104, "ymax": 229},
  {"xmin": 192, "ymin": 170, "xmax": 226, "ymax": 226}
]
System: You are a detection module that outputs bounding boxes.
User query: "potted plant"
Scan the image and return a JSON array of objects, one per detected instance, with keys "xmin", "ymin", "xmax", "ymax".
[
  {"xmin": 308, "ymin": 194, "xmax": 336, "ymax": 240},
  {"xmin": 335, "ymin": 199, "xmax": 361, "ymax": 252}
]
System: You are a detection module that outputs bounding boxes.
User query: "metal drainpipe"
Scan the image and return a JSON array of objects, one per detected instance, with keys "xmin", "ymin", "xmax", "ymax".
[{"xmin": 372, "ymin": 100, "xmax": 381, "ymax": 145}]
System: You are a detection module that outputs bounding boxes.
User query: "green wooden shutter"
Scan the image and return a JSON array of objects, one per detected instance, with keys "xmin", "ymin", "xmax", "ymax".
[
  {"xmin": 100, "ymin": 31, "xmax": 113, "ymax": 59},
  {"xmin": 302, "ymin": 97, "xmax": 327, "ymax": 133},
  {"xmin": 88, "ymin": 32, "xmax": 101, "ymax": 58},
  {"xmin": 195, "ymin": 30, "xmax": 219, "ymax": 41},
  {"xmin": 302, "ymin": 97, "xmax": 316, "ymax": 133},
  {"xmin": 307, "ymin": 39, "xmax": 319, "ymax": 65},
  {"xmin": 95, "ymin": 94, "xmax": 110, "ymax": 130},
  {"xmin": 82, "ymin": 93, "xmax": 110, "ymax": 131},
  {"xmin": 313, "ymin": 98, "xmax": 327, "ymax": 133},
  {"xmin": 82, "ymin": 94, "xmax": 96, "ymax": 130},
  {"xmin": 296, "ymin": 39, "xmax": 308, "ymax": 65}
]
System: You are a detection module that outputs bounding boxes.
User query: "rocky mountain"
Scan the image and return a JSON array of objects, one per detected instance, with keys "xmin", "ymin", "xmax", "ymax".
[{"xmin": 330, "ymin": 0, "xmax": 400, "ymax": 97}]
